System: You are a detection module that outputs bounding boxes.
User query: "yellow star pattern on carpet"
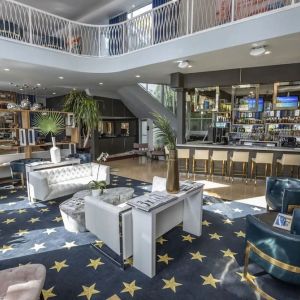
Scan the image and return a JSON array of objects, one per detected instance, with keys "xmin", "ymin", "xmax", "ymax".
[
  {"xmin": 10, "ymin": 190, "xmax": 17, "ymax": 193},
  {"xmin": 190, "ymin": 251, "xmax": 206, "ymax": 262},
  {"xmin": 121, "ymin": 280, "xmax": 141, "ymax": 297},
  {"xmin": 124, "ymin": 257, "xmax": 133, "ymax": 266},
  {"xmin": 201, "ymin": 273, "xmax": 221, "ymax": 288},
  {"xmin": 2, "ymin": 218, "xmax": 16, "ymax": 224},
  {"xmin": 156, "ymin": 236, "xmax": 168, "ymax": 245},
  {"xmin": 223, "ymin": 218, "xmax": 234, "ymax": 225},
  {"xmin": 78, "ymin": 283, "xmax": 100, "ymax": 300},
  {"xmin": 62, "ymin": 241, "xmax": 77, "ymax": 250},
  {"xmin": 28, "ymin": 217, "xmax": 40, "ymax": 224},
  {"xmin": 157, "ymin": 253, "xmax": 174, "ymax": 265},
  {"xmin": 221, "ymin": 249, "xmax": 237, "ymax": 259},
  {"xmin": 42, "ymin": 286, "xmax": 56, "ymax": 300},
  {"xmin": 0, "ymin": 196, "xmax": 7, "ymax": 199},
  {"xmin": 236, "ymin": 272, "xmax": 257, "ymax": 283},
  {"xmin": 48, "ymin": 201, "xmax": 56, "ymax": 205},
  {"xmin": 182, "ymin": 234, "xmax": 196, "ymax": 243},
  {"xmin": 87, "ymin": 258, "xmax": 104, "ymax": 270},
  {"xmin": 50, "ymin": 260, "xmax": 69, "ymax": 272},
  {"xmin": 52, "ymin": 216, "xmax": 62, "ymax": 222},
  {"xmin": 40, "ymin": 208, "xmax": 50, "ymax": 213},
  {"xmin": 202, "ymin": 220, "xmax": 212, "ymax": 227},
  {"xmin": 234, "ymin": 230, "xmax": 246, "ymax": 238},
  {"xmin": 209, "ymin": 233, "xmax": 223, "ymax": 240},
  {"xmin": 162, "ymin": 277, "xmax": 182, "ymax": 293},
  {"xmin": 94, "ymin": 240, "xmax": 104, "ymax": 248},
  {"xmin": 16, "ymin": 229, "xmax": 29, "ymax": 236},
  {"xmin": 18, "ymin": 209, "xmax": 27, "ymax": 214},
  {"xmin": 0, "ymin": 244, "xmax": 14, "ymax": 254}
]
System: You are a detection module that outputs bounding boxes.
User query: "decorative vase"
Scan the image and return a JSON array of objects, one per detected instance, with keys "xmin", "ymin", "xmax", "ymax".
[
  {"xmin": 50, "ymin": 136, "xmax": 61, "ymax": 163},
  {"xmin": 166, "ymin": 149, "xmax": 179, "ymax": 193},
  {"xmin": 92, "ymin": 189, "xmax": 100, "ymax": 197}
]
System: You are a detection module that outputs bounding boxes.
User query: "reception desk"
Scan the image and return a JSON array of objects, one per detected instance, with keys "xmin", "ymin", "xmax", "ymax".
[{"xmin": 177, "ymin": 143, "xmax": 300, "ymax": 178}]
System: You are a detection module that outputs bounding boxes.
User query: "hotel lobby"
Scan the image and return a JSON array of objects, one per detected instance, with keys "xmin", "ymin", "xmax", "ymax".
[{"xmin": 0, "ymin": 0, "xmax": 300, "ymax": 299}]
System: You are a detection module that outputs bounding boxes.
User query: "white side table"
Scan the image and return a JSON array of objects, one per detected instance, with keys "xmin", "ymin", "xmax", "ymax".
[{"xmin": 132, "ymin": 185, "xmax": 204, "ymax": 278}]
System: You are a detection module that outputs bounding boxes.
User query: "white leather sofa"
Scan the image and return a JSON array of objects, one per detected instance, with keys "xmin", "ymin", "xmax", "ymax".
[{"xmin": 28, "ymin": 163, "xmax": 110, "ymax": 202}]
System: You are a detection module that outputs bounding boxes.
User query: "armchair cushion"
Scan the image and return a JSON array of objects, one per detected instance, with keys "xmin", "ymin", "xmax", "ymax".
[
  {"xmin": 291, "ymin": 208, "xmax": 300, "ymax": 235},
  {"xmin": 266, "ymin": 177, "xmax": 300, "ymax": 212},
  {"xmin": 245, "ymin": 215, "xmax": 300, "ymax": 285}
]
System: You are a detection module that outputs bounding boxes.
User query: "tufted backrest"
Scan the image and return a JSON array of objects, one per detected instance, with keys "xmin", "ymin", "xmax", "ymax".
[{"xmin": 37, "ymin": 164, "xmax": 92, "ymax": 185}]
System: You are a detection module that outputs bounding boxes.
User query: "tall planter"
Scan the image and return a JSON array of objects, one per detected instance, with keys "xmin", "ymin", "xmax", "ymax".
[{"xmin": 166, "ymin": 149, "xmax": 179, "ymax": 193}]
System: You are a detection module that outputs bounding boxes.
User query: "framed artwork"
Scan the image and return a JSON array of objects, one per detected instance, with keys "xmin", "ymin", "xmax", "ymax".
[
  {"xmin": 28, "ymin": 129, "xmax": 36, "ymax": 145},
  {"xmin": 19, "ymin": 129, "xmax": 27, "ymax": 146}
]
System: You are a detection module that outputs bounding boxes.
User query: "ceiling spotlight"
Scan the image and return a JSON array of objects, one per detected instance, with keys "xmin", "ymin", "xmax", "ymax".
[
  {"xmin": 188, "ymin": 65, "xmax": 192, "ymax": 68},
  {"xmin": 72, "ymin": 88, "xmax": 77, "ymax": 91},
  {"xmin": 132, "ymin": 4, "xmax": 136, "ymax": 8},
  {"xmin": 36, "ymin": 83, "xmax": 41, "ymax": 86},
  {"xmin": 99, "ymin": 82, "xmax": 103, "ymax": 85},
  {"xmin": 52, "ymin": 92, "xmax": 56, "ymax": 95},
  {"xmin": 58, "ymin": 76, "xmax": 64, "ymax": 80},
  {"xmin": 177, "ymin": 60, "xmax": 190, "ymax": 69},
  {"xmin": 250, "ymin": 46, "xmax": 268, "ymax": 57},
  {"xmin": 19, "ymin": 88, "xmax": 24, "ymax": 91},
  {"xmin": 135, "ymin": 75, "xmax": 141, "ymax": 78},
  {"xmin": 4, "ymin": 68, "xmax": 10, "ymax": 71}
]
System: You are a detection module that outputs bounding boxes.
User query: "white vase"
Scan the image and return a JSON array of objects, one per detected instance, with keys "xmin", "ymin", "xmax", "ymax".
[
  {"xmin": 92, "ymin": 189, "xmax": 100, "ymax": 197},
  {"xmin": 50, "ymin": 137, "xmax": 61, "ymax": 163}
]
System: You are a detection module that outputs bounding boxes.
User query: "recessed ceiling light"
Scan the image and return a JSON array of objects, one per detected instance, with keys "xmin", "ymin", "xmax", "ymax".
[
  {"xmin": 99, "ymin": 82, "xmax": 103, "ymax": 85},
  {"xmin": 4, "ymin": 68, "xmax": 10, "ymax": 71},
  {"xmin": 19, "ymin": 88, "xmax": 24, "ymax": 91},
  {"xmin": 135, "ymin": 75, "xmax": 141, "ymax": 78},
  {"xmin": 52, "ymin": 92, "xmax": 56, "ymax": 95},
  {"xmin": 132, "ymin": 4, "xmax": 135, "ymax": 8},
  {"xmin": 178, "ymin": 60, "xmax": 190, "ymax": 69},
  {"xmin": 72, "ymin": 88, "xmax": 77, "ymax": 91},
  {"xmin": 250, "ymin": 46, "xmax": 267, "ymax": 57},
  {"xmin": 188, "ymin": 65, "xmax": 192, "ymax": 68},
  {"xmin": 36, "ymin": 83, "xmax": 41, "ymax": 86},
  {"xmin": 58, "ymin": 76, "xmax": 64, "ymax": 80},
  {"xmin": 265, "ymin": 50, "xmax": 271, "ymax": 55}
]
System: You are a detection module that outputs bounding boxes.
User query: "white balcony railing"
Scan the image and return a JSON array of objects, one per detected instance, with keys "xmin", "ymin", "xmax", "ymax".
[{"xmin": 0, "ymin": 0, "xmax": 298, "ymax": 57}]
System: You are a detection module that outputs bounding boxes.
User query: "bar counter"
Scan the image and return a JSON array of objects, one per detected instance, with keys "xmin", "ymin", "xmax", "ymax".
[{"xmin": 177, "ymin": 142, "xmax": 300, "ymax": 178}]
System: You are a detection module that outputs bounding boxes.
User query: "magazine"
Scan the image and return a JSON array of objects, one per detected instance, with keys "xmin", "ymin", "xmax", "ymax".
[{"xmin": 273, "ymin": 213, "xmax": 293, "ymax": 231}]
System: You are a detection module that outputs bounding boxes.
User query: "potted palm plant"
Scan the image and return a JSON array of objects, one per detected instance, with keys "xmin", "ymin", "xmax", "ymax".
[
  {"xmin": 33, "ymin": 112, "xmax": 65, "ymax": 163},
  {"xmin": 152, "ymin": 112, "xmax": 179, "ymax": 193},
  {"xmin": 64, "ymin": 91, "xmax": 100, "ymax": 151}
]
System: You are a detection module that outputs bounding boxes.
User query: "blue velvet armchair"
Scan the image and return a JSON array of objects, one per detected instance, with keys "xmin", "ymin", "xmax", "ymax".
[
  {"xmin": 244, "ymin": 213, "xmax": 300, "ymax": 299},
  {"xmin": 266, "ymin": 177, "xmax": 300, "ymax": 213}
]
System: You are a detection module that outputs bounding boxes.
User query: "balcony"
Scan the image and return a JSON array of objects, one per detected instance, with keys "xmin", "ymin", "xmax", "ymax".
[{"xmin": 0, "ymin": 0, "xmax": 299, "ymax": 58}]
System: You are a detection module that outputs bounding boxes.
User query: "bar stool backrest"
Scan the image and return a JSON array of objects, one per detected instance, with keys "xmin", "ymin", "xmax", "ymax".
[
  {"xmin": 231, "ymin": 151, "xmax": 249, "ymax": 163},
  {"xmin": 281, "ymin": 154, "xmax": 300, "ymax": 166},
  {"xmin": 255, "ymin": 153, "xmax": 273, "ymax": 164},
  {"xmin": 211, "ymin": 151, "xmax": 228, "ymax": 161},
  {"xmin": 177, "ymin": 149, "xmax": 190, "ymax": 159},
  {"xmin": 194, "ymin": 150, "xmax": 209, "ymax": 160},
  {"xmin": 164, "ymin": 146, "xmax": 169, "ymax": 155}
]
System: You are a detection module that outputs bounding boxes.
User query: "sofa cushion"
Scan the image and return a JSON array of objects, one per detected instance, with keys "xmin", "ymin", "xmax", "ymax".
[
  {"xmin": 39, "ymin": 164, "xmax": 92, "ymax": 185},
  {"xmin": 0, "ymin": 264, "xmax": 46, "ymax": 300},
  {"xmin": 46, "ymin": 176, "xmax": 93, "ymax": 200}
]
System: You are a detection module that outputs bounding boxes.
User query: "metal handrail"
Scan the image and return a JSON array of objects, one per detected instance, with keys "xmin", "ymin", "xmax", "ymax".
[{"xmin": 0, "ymin": 0, "xmax": 297, "ymax": 57}]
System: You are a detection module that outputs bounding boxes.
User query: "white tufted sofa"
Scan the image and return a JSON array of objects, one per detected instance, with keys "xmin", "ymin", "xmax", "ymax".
[{"xmin": 28, "ymin": 163, "xmax": 110, "ymax": 202}]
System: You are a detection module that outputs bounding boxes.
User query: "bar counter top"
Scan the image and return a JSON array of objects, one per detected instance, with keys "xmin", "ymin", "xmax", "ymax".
[{"xmin": 177, "ymin": 142, "xmax": 300, "ymax": 153}]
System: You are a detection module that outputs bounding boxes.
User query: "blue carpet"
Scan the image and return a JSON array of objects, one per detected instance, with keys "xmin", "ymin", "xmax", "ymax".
[{"xmin": 0, "ymin": 176, "xmax": 299, "ymax": 300}]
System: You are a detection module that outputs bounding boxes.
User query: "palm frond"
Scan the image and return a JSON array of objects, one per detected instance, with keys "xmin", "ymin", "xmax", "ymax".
[
  {"xmin": 152, "ymin": 112, "xmax": 176, "ymax": 150},
  {"xmin": 33, "ymin": 112, "xmax": 65, "ymax": 137}
]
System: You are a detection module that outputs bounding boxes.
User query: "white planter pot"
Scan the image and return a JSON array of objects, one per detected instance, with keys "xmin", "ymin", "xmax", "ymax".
[
  {"xmin": 50, "ymin": 137, "xmax": 61, "ymax": 163},
  {"xmin": 92, "ymin": 189, "xmax": 100, "ymax": 197}
]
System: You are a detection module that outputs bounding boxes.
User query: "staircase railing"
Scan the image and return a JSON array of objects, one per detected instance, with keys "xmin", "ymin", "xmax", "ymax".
[
  {"xmin": 0, "ymin": 0, "xmax": 297, "ymax": 57},
  {"xmin": 139, "ymin": 83, "xmax": 177, "ymax": 115}
]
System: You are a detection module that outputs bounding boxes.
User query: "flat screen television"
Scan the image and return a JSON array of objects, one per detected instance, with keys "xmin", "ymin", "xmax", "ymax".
[
  {"xmin": 276, "ymin": 96, "xmax": 299, "ymax": 109},
  {"xmin": 247, "ymin": 98, "xmax": 264, "ymax": 112}
]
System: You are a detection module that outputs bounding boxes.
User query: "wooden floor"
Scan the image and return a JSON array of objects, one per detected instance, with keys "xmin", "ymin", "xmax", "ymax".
[{"xmin": 106, "ymin": 157, "xmax": 266, "ymax": 203}]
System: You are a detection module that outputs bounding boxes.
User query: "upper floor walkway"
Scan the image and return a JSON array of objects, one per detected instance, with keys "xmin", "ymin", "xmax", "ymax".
[{"xmin": 1, "ymin": 0, "xmax": 299, "ymax": 58}]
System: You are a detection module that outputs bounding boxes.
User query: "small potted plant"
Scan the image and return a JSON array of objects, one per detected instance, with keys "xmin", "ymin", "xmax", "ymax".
[{"xmin": 88, "ymin": 180, "xmax": 107, "ymax": 197}]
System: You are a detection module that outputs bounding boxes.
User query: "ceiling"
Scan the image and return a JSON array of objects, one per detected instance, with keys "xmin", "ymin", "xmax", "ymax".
[
  {"xmin": 1, "ymin": 32, "xmax": 300, "ymax": 99},
  {"xmin": 17, "ymin": 0, "xmax": 151, "ymax": 24}
]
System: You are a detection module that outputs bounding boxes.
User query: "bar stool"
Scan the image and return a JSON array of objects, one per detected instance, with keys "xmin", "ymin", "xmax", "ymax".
[
  {"xmin": 277, "ymin": 154, "xmax": 300, "ymax": 178},
  {"xmin": 210, "ymin": 151, "xmax": 228, "ymax": 178},
  {"xmin": 177, "ymin": 149, "xmax": 190, "ymax": 177},
  {"xmin": 192, "ymin": 150, "xmax": 209, "ymax": 177},
  {"xmin": 229, "ymin": 151, "xmax": 249, "ymax": 182},
  {"xmin": 251, "ymin": 153, "xmax": 274, "ymax": 184}
]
